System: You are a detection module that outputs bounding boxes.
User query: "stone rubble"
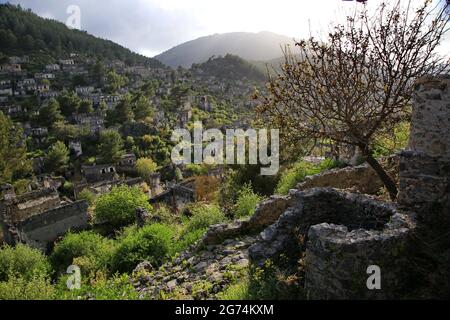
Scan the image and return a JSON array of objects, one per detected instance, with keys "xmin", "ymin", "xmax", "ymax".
[{"xmin": 133, "ymin": 235, "xmax": 257, "ymax": 300}]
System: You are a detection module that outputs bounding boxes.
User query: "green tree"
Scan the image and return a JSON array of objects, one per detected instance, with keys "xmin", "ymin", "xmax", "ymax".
[
  {"xmin": 78, "ymin": 100, "xmax": 94, "ymax": 114},
  {"xmin": 133, "ymin": 95, "xmax": 154, "ymax": 121},
  {"xmin": 98, "ymin": 130, "xmax": 124, "ymax": 163},
  {"xmin": 57, "ymin": 90, "xmax": 80, "ymax": 117},
  {"xmin": 136, "ymin": 157, "xmax": 158, "ymax": 182},
  {"xmin": 94, "ymin": 185, "xmax": 152, "ymax": 228},
  {"xmin": 106, "ymin": 70, "xmax": 127, "ymax": 94},
  {"xmin": 0, "ymin": 112, "xmax": 31, "ymax": 183},
  {"xmin": 45, "ymin": 141, "xmax": 70, "ymax": 174},
  {"xmin": 114, "ymin": 94, "xmax": 134, "ymax": 123},
  {"xmin": 37, "ymin": 98, "xmax": 63, "ymax": 128}
]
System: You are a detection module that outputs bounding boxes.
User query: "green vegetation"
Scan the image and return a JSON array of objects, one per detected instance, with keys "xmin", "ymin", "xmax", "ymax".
[
  {"xmin": 94, "ymin": 185, "xmax": 153, "ymax": 228},
  {"xmin": 136, "ymin": 157, "xmax": 158, "ymax": 182},
  {"xmin": 276, "ymin": 159, "xmax": 341, "ymax": 195},
  {"xmin": 0, "ymin": 244, "xmax": 51, "ymax": 282},
  {"xmin": 234, "ymin": 184, "xmax": 263, "ymax": 218},
  {"xmin": 50, "ymin": 231, "xmax": 114, "ymax": 275},
  {"xmin": 184, "ymin": 204, "xmax": 226, "ymax": 234},
  {"xmin": 111, "ymin": 224, "xmax": 175, "ymax": 273},
  {"xmin": 45, "ymin": 141, "xmax": 70, "ymax": 174},
  {"xmin": 78, "ymin": 189, "xmax": 97, "ymax": 206},
  {"xmin": 192, "ymin": 54, "xmax": 266, "ymax": 81},
  {"xmin": 0, "ymin": 112, "xmax": 32, "ymax": 184},
  {"xmin": 0, "ymin": 275, "xmax": 55, "ymax": 300},
  {"xmin": 97, "ymin": 130, "xmax": 125, "ymax": 164},
  {"xmin": 36, "ymin": 98, "xmax": 63, "ymax": 128},
  {"xmin": 0, "ymin": 4, "xmax": 162, "ymax": 67}
]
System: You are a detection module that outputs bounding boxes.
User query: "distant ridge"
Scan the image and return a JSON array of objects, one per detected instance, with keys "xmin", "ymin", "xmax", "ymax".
[{"xmin": 155, "ymin": 31, "xmax": 294, "ymax": 68}]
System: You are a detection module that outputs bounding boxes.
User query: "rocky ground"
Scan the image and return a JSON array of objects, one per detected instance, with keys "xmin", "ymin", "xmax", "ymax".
[{"xmin": 133, "ymin": 235, "xmax": 258, "ymax": 300}]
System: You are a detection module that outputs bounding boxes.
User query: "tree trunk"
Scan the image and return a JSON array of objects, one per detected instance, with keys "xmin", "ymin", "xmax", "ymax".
[{"xmin": 359, "ymin": 146, "xmax": 398, "ymax": 201}]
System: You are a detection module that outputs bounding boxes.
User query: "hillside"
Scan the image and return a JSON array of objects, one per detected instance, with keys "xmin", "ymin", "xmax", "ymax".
[
  {"xmin": 191, "ymin": 54, "xmax": 267, "ymax": 82},
  {"xmin": 155, "ymin": 31, "xmax": 294, "ymax": 68},
  {"xmin": 0, "ymin": 4, "xmax": 162, "ymax": 67}
]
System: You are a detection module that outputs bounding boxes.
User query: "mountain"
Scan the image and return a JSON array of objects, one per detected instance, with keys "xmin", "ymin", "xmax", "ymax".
[
  {"xmin": 0, "ymin": 4, "xmax": 162, "ymax": 67},
  {"xmin": 192, "ymin": 54, "xmax": 267, "ymax": 82},
  {"xmin": 155, "ymin": 31, "xmax": 294, "ymax": 68}
]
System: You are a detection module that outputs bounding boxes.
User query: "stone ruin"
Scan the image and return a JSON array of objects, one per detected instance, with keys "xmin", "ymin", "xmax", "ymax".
[
  {"xmin": 0, "ymin": 185, "xmax": 89, "ymax": 252},
  {"xmin": 199, "ymin": 76, "xmax": 450, "ymax": 299}
]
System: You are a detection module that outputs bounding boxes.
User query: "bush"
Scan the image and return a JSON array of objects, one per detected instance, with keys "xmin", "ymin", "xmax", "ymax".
[
  {"xmin": 111, "ymin": 224, "xmax": 175, "ymax": 273},
  {"xmin": 50, "ymin": 231, "xmax": 114, "ymax": 275},
  {"xmin": 0, "ymin": 244, "xmax": 52, "ymax": 282},
  {"xmin": 234, "ymin": 184, "xmax": 263, "ymax": 218},
  {"xmin": 173, "ymin": 228, "xmax": 207, "ymax": 253},
  {"xmin": 184, "ymin": 204, "xmax": 226, "ymax": 234},
  {"xmin": 0, "ymin": 275, "xmax": 54, "ymax": 300},
  {"xmin": 217, "ymin": 276, "xmax": 251, "ymax": 300},
  {"xmin": 136, "ymin": 157, "xmax": 158, "ymax": 182},
  {"xmin": 275, "ymin": 159, "xmax": 339, "ymax": 195},
  {"xmin": 94, "ymin": 185, "xmax": 153, "ymax": 228},
  {"xmin": 55, "ymin": 273, "xmax": 141, "ymax": 300},
  {"xmin": 78, "ymin": 189, "xmax": 96, "ymax": 206}
]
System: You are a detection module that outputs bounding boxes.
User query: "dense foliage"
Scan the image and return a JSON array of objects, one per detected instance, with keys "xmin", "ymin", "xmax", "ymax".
[
  {"xmin": 94, "ymin": 185, "xmax": 153, "ymax": 228},
  {"xmin": 0, "ymin": 4, "xmax": 162, "ymax": 67}
]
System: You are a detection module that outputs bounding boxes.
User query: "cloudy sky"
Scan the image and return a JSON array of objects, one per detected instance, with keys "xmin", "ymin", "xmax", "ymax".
[{"xmin": 1, "ymin": 0, "xmax": 449, "ymax": 57}]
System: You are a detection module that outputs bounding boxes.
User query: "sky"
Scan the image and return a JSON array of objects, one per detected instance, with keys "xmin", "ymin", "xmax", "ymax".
[{"xmin": 1, "ymin": 0, "xmax": 449, "ymax": 57}]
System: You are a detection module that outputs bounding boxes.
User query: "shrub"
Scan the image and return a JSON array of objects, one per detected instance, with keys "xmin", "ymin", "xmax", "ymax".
[
  {"xmin": 184, "ymin": 204, "xmax": 226, "ymax": 234},
  {"xmin": 275, "ymin": 159, "xmax": 339, "ymax": 195},
  {"xmin": 12, "ymin": 179, "xmax": 29, "ymax": 195},
  {"xmin": 50, "ymin": 231, "xmax": 114, "ymax": 275},
  {"xmin": 234, "ymin": 184, "xmax": 263, "ymax": 218},
  {"xmin": 173, "ymin": 228, "xmax": 207, "ymax": 253},
  {"xmin": 0, "ymin": 275, "xmax": 54, "ymax": 300},
  {"xmin": 94, "ymin": 185, "xmax": 153, "ymax": 228},
  {"xmin": 55, "ymin": 273, "xmax": 141, "ymax": 300},
  {"xmin": 0, "ymin": 244, "xmax": 51, "ymax": 282},
  {"xmin": 111, "ymin": 224, "xmax": 175, "ymax": 273},
  {"xmin": 136, "ymin": 157, "xmax": 158, "ymax": 182},
  {"xmin": 78, "ymin": 189, "xmax": 96, "ymax": 206},
  {"xmin": 153, "ymin": 205, "xmax": 178, "ymax": 224},
  {"xmin": 217, "ymin": 276, "xmax": 251, "ymax": 300}
]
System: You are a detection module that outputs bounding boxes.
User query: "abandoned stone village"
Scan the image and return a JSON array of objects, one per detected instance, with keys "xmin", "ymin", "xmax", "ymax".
[
  {"xmin": 134, "ymin": 76, "xmax": 450, "ymax": 299},
  {"xmin": 0, "ymin": 76, "xmax": 449, "ymax": 299}
]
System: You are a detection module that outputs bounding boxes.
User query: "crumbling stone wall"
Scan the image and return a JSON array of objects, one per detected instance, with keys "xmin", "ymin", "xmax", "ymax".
[
  {"xmin": 0, "ymin": 188, "xmax": 60, "ymax": 224},
  {"xmin": 7, "ymin": 200, "xmax": 89, "ymax": 252},
  {"xmin": 200, "ymin": 195, "xmax": 292, "ymax": 246},
  {"xmin": 247, "ymin": 189, "xmax": 415, "ymax": 299},
  {"xmin": 305, "ymin": 207, "xmax": 414, "ymax": 299},
  {"xmin": 398, "ymin": 76, "xmax": 450, "ymax": 226},
  {"xmin": 297, "ymin": 156, "xmax": 399, "ymax": 195}
]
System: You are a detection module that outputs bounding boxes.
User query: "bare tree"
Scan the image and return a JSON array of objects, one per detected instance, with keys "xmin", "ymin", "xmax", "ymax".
[{"xmin": 257, "ymin": 0, "xmax": 449, "ymax": 200}]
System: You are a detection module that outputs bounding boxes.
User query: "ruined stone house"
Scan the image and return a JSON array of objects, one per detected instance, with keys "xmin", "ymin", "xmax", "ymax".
[
  {"xmin": 81, "ymin": 164, "xmax": 118, "ymax": 184},
  {"xmin": 0, "ymin": 186, "xmax": 89, "ymax": 252}
]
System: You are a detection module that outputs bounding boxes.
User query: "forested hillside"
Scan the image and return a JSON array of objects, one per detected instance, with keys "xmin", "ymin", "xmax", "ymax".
[
  {"xmin": 0, "ymin": 4, "xmax": 162, "ymax": 67},
  {"xmin": 191, "ymin": 54, "xmax": 267, "ymax": 82}
]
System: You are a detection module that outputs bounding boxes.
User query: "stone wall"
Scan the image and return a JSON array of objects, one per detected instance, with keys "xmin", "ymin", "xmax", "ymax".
[
  {"xmin": 8, "ymin": 200, "xmax": 89, "ymax": 252},
  {"xmin": 247, "ymin": 188, "xmax": 416, "ymax": 299},
  {"xmin": 297, "ymin": 156, "xmax": 399, "ymax": 195},
  {"xmin": 398, "ymin": 76, "xmax": 450, "ymax": 226},
  {"xmin": 200, "ymin": 195, "xmax": 292, "ymax": 246},
  {"xmin": 0, "ymin": 187, "xmax": 60, "ymax": 224}
]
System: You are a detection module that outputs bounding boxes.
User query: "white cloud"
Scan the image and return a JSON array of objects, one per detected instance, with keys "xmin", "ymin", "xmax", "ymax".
[{"xmin": 4, "ymin": 0, "xmax": 449, "ymax": 57}]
